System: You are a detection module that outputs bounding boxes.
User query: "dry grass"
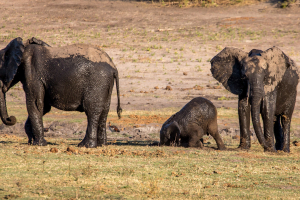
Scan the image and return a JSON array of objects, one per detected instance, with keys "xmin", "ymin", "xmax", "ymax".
[{"xmin": 0, "ymin": 134, "xmax": 300, "ymax": 199}]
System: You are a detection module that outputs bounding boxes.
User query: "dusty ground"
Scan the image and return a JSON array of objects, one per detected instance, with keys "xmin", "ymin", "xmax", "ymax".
[{"xmin": 1, "ymin": 0, "xmax": 300, "ymax": 143}]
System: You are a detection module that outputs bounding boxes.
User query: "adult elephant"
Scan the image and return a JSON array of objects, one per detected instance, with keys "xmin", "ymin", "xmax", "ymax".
[
  {"xmin": 0, "ymin": 37, "xmax": 122, "ymax": 148},
  {"xmin": 210, "ymin": 47, "xmax": 299, "ymax": 152}
]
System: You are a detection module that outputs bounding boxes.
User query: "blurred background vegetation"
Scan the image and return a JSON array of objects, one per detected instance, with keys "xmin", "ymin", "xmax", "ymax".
[{"xmin": 136, "ymin": 0, "xmax": 297, "ymax": 8}]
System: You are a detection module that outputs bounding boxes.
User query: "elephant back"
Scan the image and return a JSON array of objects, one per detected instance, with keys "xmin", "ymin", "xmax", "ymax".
[{"xmin": 46, "ymin": 44, "xmax": 116, "ymax": 69}]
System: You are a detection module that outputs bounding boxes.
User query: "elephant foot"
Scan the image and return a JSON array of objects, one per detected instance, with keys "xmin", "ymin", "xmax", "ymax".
[
  {"xmin": 282, "ymin": 147, "xmax": 290, "ymax": 153},
  {"xmin": 97, "ymin": 139, "xmax": 106, "ymax": 147},
  {"xmin": 27, "ymin": 137, "xmax": 33, "ymax": 145},
  {"xmin": 32, "ymin": 138, "xmax": 47, "ymax": 146},
  {"xmin": 275, "ymin": 143, "xmax": 283, "ymax": 151},
  {"xmin": 237, "ymin": 144, "xmax": 251, "ymax": 150},
  {"xmin": 264, "ymin": 147, "xmax": 277, "ymax": 153},
  {"xmin": 198, "ymin": 141, "xmax": 204, "ymax": 149},
  {"xmin": 238, "ymin": 137, "xmax": 251, "ymax": 150},
  {"xmin": 218, "ymin": 145, "xmax": 226, "ymax": 151},
  {"xmin": 78, "ymin": 138, "xmax": 97, "ymax": 148}
]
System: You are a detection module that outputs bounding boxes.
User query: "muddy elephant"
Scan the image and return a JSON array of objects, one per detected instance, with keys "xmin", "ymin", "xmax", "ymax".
[
  {"xmin": 160, "ymin": 97, "xmax": 226, "ymax": 150},
  {"xmin": 0, "ymin": 37, "xmax": 122, "ymax": 148},
  {"xmin": 211, "ymin": 47, "xmax": 299, "ymax": 152}
]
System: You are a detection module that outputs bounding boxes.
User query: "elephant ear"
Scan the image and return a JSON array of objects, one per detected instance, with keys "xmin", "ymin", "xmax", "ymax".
[
  {"xmin": 1, "ymin": 38, "xmax": 24, "ymax": 88},
  {"xmin": 210, "ymin": 47, "xmax": 248, "ymax": 95},
  {"xmin": 167, "ymin": 121, "xmax": 181, "ymax": 139},
  {"xmin": 260, "ymin": 46, "xmax": 299, "ymax": 93}
]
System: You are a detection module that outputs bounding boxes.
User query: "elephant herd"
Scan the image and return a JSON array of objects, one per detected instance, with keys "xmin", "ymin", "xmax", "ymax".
[{"xmin": 0, "ymin": 37, "xmax": 298, "ymax": 153}]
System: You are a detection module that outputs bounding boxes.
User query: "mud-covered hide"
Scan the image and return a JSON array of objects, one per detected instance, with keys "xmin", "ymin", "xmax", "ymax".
[{"xmin": 260, "ymin": 46, "xmax": 299, "ymax": 93}]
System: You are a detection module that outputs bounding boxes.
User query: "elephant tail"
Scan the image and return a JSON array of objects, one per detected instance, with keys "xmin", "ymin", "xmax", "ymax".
[{"xmin": 114, "ymin": 71, "xmax": 122, "ymax": 119}]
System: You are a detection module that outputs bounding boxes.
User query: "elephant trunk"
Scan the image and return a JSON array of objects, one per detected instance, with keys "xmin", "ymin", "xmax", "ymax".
[
  {"xmin": 0, "ymin": 81, "xmax": 16, "ymax": 126},
  {"xmin": 250, "ymin": 87, "xmax": 266, "ymax": 148}
]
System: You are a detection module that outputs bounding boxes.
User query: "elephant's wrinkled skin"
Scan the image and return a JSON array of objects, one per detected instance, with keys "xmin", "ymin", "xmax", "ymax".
[
  {"xmin": 160, "ymin": 97, "xmax": 226, "ymax": 150},
  {"xmin": 0, "ymin": 37, "xmax": 122, "ymax": 148},
  {"xmin": 211, "ymin": 47, "xmax": 299, "ymax": 152}
]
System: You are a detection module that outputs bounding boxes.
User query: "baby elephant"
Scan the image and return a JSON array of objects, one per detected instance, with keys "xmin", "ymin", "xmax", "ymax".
[{"xmin": 160, "ymin": 97, "xmax": 226, "ymax": 150}]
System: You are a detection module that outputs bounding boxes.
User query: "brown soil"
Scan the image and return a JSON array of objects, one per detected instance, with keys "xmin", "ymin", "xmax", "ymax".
[{"xmin": 1, "ymin": 0, "xmax": 300, "ymax": 143}]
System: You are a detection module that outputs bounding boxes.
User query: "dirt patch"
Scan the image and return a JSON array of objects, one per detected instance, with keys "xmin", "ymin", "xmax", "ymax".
[{"xmin": 235, "ymin": 152, "xmax": 264, "ymax": 158}]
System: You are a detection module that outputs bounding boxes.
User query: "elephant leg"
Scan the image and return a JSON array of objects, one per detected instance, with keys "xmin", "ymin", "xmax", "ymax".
[
  {"xmin": 24, "ymin": 105, "xmax": 51, "ymax": 144},
  {"xmin": 281, "ymin": 115, "xmax": 292, "ymax": 153},
  {"xmin": 78, "ymin": 106, "xmax": 103, "ymax": 148},
  {"xmin": 188, "ymin": 124, "xmax": 204, "ymax": 148},
  {"xmin": 175, "ymin": 133, "xmax": 180, "ymax": 146},
  {"xmin": 27, "ymin": 106, "xmax": 47, "ymax": 146},
  {"xmin": 97, "ymin": 107, "xmax": 110, "ymax": 146},
  {"xmin": 238, "ymin": 94, "xmax": 251, "ymax": 149},
  {"xmin": 282, "ymin": 91, "xmax": 296, "ymax": 153},
  {"xmin": 180, "ymin": 137, "xmax": 189, "ymax": 147},
  {"xmin": 274, "ymin": 115, "xmax": 283, "ymax": 150},
  {"xmin": 200, "ymin": 138, "xmax": 204, "ymax": 144},
  {"xmin": 24, "ymin": 117, "xmax": 34, "ymax": 145},
  {"xmin": 208, "ymin": 122, "xmax": 226, "ymax": 150},
  {"xmin": 188, "ymin": 135, "xmax": 203, "ymax": 148},
  {"xmin": 261, "ymin": 95, "xmax": 276, "ymax": 152},
  {"xmin": 25, "ymin": 104, "xmax": 51, "ymax": 145}
]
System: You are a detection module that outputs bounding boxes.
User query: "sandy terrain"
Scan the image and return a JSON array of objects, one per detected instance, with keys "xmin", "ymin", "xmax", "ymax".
[{"xmin": 0, "ymin": 0, "xmax": 300, "ymax": 142}]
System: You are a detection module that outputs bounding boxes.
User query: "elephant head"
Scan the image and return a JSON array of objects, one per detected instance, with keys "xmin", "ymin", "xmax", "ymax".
[
  {"xmin": 160, "ymin": 121, "xmax": 180, "ymax": 146},
  {"xmin": 0, "ymin": 37, "xmax": 24, "ymax": 125},
  {"xmin": 210, "ymin": 46, "xmax": 298, "ymax": 146}
]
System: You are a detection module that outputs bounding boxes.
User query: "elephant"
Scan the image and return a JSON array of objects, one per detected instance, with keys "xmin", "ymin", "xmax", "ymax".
[
  {"xmin": 160, "ymin": 97, "xmax": 226, "ymax": 150},
  {"xmin": 210, "ymin": 46, "xmax": 299, "ymax": 152},
  {"xmin": 0, "ymin": 37, "xmax": 122, "ymax": 148}
]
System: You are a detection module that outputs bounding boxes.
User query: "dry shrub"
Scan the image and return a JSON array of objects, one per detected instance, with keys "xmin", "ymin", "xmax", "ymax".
[
  {"xmin": 66, "ymin": 146, "xmax": 78, "ymax": 154},
  {"xmin": 193, "ymin": 85, "xmax": 203, "ymax": 90},
  {"xmin": 223, "ymin": 183, "xmax": 242, "ymax": 188},
  {"xmin": 165, "ymin": 86, "xmax": 172, "ymax": 90},
  {"xmin": 50, "ymin": 148, "xmax": 58, "ymax": 153}
]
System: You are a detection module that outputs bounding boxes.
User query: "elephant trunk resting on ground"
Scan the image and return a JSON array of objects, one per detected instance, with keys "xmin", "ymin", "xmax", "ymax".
[{"xmin": 0, "ymin": 37, "xmax": 122, "ymax": 148}]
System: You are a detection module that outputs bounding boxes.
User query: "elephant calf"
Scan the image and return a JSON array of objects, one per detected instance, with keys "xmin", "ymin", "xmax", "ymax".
[{"xmin": 160, "ymin": 97, "xmax": 226, "ymax": 150}]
